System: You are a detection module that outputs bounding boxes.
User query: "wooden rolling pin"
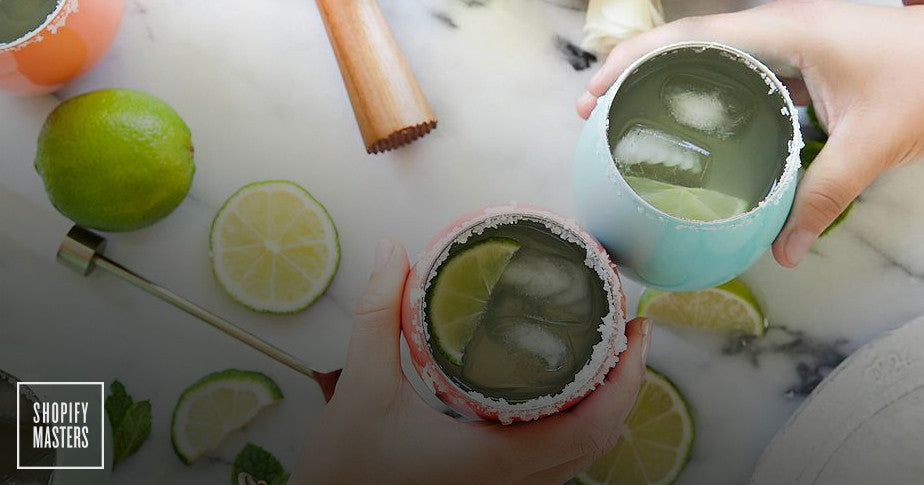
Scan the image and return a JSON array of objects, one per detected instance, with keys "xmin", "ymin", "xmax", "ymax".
[{"xmin": 316, "ymin": 0, "xmax": 437, "ymax": 154}]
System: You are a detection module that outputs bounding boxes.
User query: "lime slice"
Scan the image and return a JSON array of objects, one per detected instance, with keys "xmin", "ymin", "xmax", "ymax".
[
  {"xmin": 171, "ymin": 369, "xmax": 283, "ymax": 465},
  {"xmin": 210, "ymin": 180, "xmax": 340, "ymax": 313},
  {"xmin": 624, "ymin": 176, "xmax": 748, "ymax": 221},
  {"xmin": 426, "ymin": 237, "xmax": 521, "ymax": 365},
  {"xmin": 576, "ymin": 367, "xmax": 694, "ymax": 485},
  {"xmin": 637, "ymin": 278, "xmax": 767, "ymax": 336}
]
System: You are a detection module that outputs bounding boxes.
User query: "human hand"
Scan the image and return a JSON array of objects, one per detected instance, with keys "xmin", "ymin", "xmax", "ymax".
[
  {"xmin": 290, "ymin": 239, "xmax": 652, "ymax": 485},
  {"xmin": 577, "ymin": 0, "xmax": 924, "ymax": 267}
]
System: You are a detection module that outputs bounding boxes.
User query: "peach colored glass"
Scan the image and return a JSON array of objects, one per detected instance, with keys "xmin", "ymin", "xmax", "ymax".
[
  {"xmin": 0, "ymin": 0, "xmax": 123, "ymax": 95},
  {"xmin": 401, "ymin": 205, "xmax": 628, "ymax": 424}
]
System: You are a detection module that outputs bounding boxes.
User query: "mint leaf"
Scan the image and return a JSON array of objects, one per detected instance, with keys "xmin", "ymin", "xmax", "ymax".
[
  {"xmin": 105, "ymin": 381, "xmax": 132, "ymax": 428},
  {"xmin": 106, "ymin": 381, "xmax": 151, "ymax": 470},
  {"xmin": 232, "ymin": 443, "xmax": 289, "ymax": 485},
  {"xmin": 112, "ymin": 401, "xmax": 151, "ymax": 469}
]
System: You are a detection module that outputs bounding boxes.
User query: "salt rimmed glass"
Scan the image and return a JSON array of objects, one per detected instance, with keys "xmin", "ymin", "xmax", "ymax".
[
  {"xmin": 0, "ymin": 0, "xmax": 123, "ymax": 95},
  {"xmin": 400, "ymin": 204, "xmax": 627, "ymax": 424},
  {"xmin": 573, "ymin": 42, "xmax": 801, "ymax": 291}
]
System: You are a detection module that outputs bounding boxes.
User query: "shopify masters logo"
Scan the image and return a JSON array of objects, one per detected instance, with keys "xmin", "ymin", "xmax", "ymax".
[{"xmin": 16, "ymin": 382, "xmax": 105, "ymax": 470}]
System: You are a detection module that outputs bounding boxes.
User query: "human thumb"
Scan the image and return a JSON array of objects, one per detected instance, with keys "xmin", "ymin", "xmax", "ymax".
[
  {"xmin": 344, "ymin": 238, "xmax": 410, "ymax": 380},
  {"xmin": 772, "ymin": 129, "xmax": 881, "ymax": 267}
]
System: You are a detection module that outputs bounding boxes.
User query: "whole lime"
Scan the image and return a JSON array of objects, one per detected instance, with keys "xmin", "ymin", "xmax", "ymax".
[{"xmin": 34, "ymin": 89, "xmax": 195, "ymax": 232}]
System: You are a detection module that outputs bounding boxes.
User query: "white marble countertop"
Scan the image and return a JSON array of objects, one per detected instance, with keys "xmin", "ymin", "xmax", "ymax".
[{"xmin": 1, "ymin": 0, "xmax": 922, "ymax": 483}]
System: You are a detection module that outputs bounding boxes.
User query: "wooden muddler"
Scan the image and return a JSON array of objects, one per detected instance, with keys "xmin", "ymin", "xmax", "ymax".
[{"xmin": 316, "ymin": 0, "xmax": 437, "ymax": 154}]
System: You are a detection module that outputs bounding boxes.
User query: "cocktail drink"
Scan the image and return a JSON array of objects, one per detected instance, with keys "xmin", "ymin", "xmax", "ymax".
[
  {"xmin": 609, "ymin": 44, "xmax": 790, "ymax": 221},
  {"xmin": 402, "ymin": 206, "xmax": 627, "ymax": 423},
  {"xmin": 0, "ymin": 0, "xmax": 123, "ymax": 95},
  {"xmin": 574, "ymin": 42, "xmax": 801, "ymax": 291},
  {"xmin": 0, "ymin": 0, "xmax": 58, "ymax": 43}
]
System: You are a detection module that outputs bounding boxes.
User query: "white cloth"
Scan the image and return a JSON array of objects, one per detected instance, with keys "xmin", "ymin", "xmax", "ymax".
[{"xmin": 581, "ymin": 0, "xmax": 665, "ymax": 56}]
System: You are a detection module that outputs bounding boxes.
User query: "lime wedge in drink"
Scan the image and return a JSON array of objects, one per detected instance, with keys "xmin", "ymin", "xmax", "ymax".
[
  {"xmin": 637, "ymin": 278, "xmax": 767, "ymax": 336},
  {"xmin": 624, "ymin": 175, "xmax": 748, "ymax": 221},
  {"xmin": 210, "ymin": 180, "xmax": 340, "ymax": 313},
  {"xmin": 171, "ymin": 369, "xmax": 283, "ymax": 465},
  {"xmin": 576, "ymin": 367, "xmax": 694, "ymax": 485},
  {"xmin": 426, "ymin": 237, "xmax": 521, "ymax": 365}
]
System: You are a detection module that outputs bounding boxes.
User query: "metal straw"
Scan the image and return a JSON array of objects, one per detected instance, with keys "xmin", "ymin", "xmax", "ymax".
[{"xmin": 56, "ymin": 225, "xmax": 341, "ymax": 400}]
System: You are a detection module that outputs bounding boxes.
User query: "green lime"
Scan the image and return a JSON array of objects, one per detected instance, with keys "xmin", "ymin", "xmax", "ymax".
[
  {"xmin": 624, "ymin": 176, "xmax": 748, "ymax": 221},
  {"xmin": 637, "ymin": 278, "xmax": 767, "ymax": 336},
  {"xmin": 210, "ymin": 180, "xmax": 340, "ymax": 314},
  {"xmin": 34, "ymin": 89, "xmax": 194, "ymax": 232},
  {"xmin": 576, "ymin": 367, "xmax": 694, "ymax": 485},
  {"xmin": 171, "ymin": 369, "xmax": 283, "ymax": 465},
  {"xmin": 426, "ymin": 237, "xmax": 521, "ymax": 365}
]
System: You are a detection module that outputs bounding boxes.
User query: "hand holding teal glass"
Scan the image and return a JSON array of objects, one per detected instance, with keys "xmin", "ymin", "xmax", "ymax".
[
  {"xmin": 578, "ymin": 1, "xmax": 924, "ymax": 270},
  {"xmin": 574, "ymin": 41, "xmax": 800, "ymax": 291}
]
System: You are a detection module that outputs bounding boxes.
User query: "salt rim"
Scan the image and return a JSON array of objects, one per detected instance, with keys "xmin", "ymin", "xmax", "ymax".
[
  {"xmin": 411, "ymin": 205, "xmax": 627, "ymax": 423},
  {"xmin": 597, "ymin": 41, "xmax": 803, "ymax": 232},
  {"xmin": 0, "ymin": 0, "xmax": 74, "ymax": 52},
  {"xmin": 0, "ymin": 369, "xmax": 40, "ymax": 407}
]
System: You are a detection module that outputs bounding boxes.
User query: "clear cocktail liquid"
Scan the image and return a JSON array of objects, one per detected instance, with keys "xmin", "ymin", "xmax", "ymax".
[
  {"xmin": 0, "ymin": 0, "xmax": 60, "ymax": 44},
  {"xmin": 427, "ymin": 219, "xmax": 608, "ymax": 403},
  {"xmin": 608, "ymin": 48, "xmax": 791, "ymax": 217}
]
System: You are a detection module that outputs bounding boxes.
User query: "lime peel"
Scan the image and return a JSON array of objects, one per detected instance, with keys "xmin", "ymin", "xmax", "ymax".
[
  {"xmin": 638, "ymin": 278, "xmax": 767, "ymax": 336},
  {"xmin": 210, "ymin": 180, "xmax": 340, "ymax": 314},
  {"xmin": 624, "ymin": 175, "xmax": 748, "ymax": 222},
  {"xmin": 576, "ymin": 366, "xmax": 694, "ymax": 485},
  {"xmin": 171, "ymin": 369, "xmax": 283, "ymax": 465},
  {"xmin": 34, "ymin": 88, "xmax": 194, "ymax": 232}
]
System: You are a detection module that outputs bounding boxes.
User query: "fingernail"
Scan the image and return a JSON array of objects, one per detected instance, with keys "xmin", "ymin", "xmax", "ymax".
[
  {"xmin": 640, "ymin": 318, "xmax": 653, "ymax": 362},
  {"xmin": 374, "ymin": 238, "xmax": 395, "ymax": 271},
  {"xmin": 784, "ymin": 228, "xmax": 816, "ymax": 267}
]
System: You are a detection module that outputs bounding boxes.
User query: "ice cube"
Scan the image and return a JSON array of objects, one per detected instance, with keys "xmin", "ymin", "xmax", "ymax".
[
  {"xmin": 661, "ymin": 73, "xmax": 755, "ymax": 139},
  {"xmin": 500, "ymin": 320, "xmax": 569, "ymax": 370},
  {"xmin": 496, "ymin": 250, "xmax": 596, "ymax": 323},
  {"xmin": 461, "ymin": 318, "xmax": 576, "ymax": 396},
  {"xmin": 499, "ymin": 250, "xmax": 577, "ymax": 300},
  {"xmin": 613, "ymin": 123, "xmax": 710, "ymax": 187}
]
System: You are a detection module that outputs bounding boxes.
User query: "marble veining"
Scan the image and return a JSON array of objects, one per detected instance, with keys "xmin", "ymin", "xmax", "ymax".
[
  {"xmin": 723, "ymin": 326, "xmax": 849, "ymax": 398},
  {"xmin": 554, "ymin": 35, "xmax": 597, "ymax": 71},
  {"xmin": 0, "ymin": 0, "xmax": 920, "ymax": 484},
  {"xmin": 847, "ymin": 228, "xmax": 924, "ymax": 281},
  {"xmin": 431, "ymin": 11, "xmax": 459, "ymax": 29}
]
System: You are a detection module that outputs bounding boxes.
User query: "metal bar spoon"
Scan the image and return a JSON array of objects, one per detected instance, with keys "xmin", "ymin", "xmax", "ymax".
[{"xmin": 56, "ymin": 225, "xmax": 341, "ymax": 401}]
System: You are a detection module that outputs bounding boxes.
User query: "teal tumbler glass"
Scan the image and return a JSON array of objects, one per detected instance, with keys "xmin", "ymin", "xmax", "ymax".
[{"xmin": 573, "ymin": 42, "xmax": 802, "ymax": 291}]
